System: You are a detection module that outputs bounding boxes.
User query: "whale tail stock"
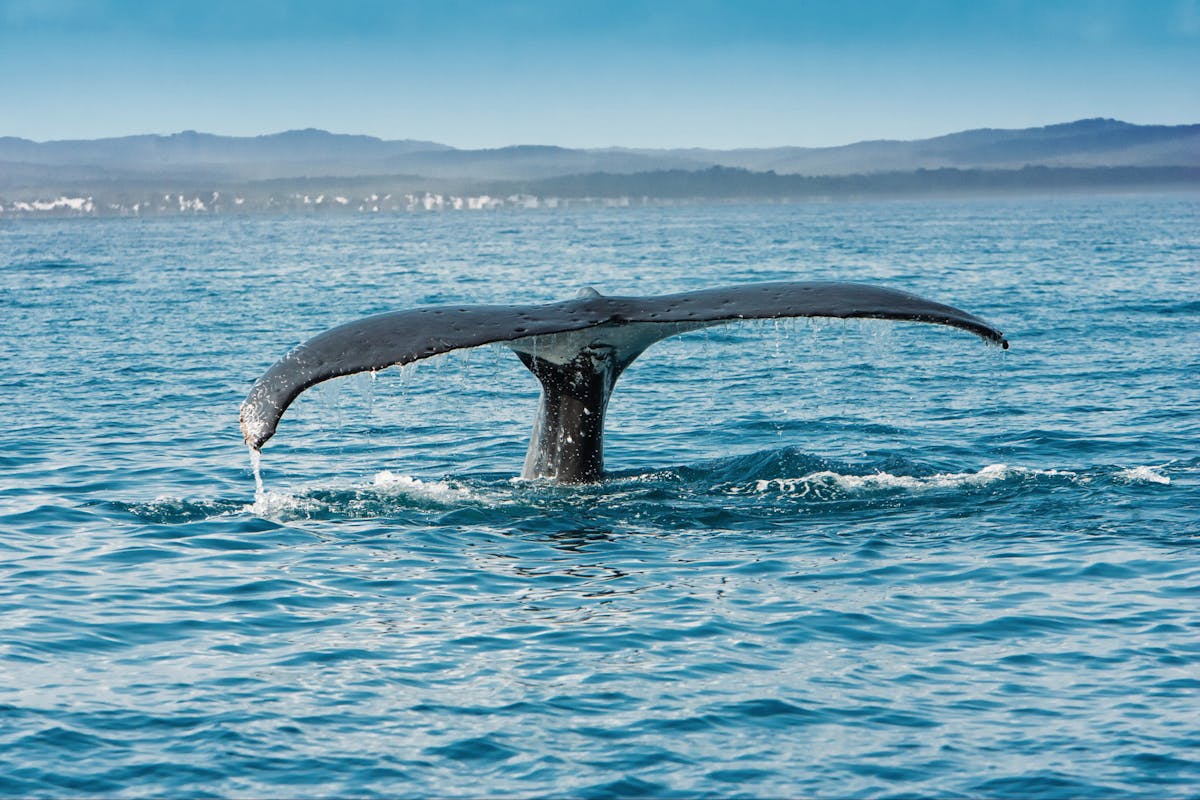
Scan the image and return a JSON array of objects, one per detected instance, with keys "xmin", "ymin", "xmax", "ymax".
[{"xmin": 240, "ymin": 281, "xmax": 1008, "ymax": 483}]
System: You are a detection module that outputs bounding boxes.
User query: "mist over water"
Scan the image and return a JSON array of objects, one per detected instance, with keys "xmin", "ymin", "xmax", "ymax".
[{"xmin": 2, "ymin": 197, "xmax": 1197, "ymax": 797}]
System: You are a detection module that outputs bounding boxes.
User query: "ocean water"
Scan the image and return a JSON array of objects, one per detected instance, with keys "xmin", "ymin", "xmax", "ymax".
[{"xmin": 1, "ymin": 196, "xmax": 1197, "ymax": 798}]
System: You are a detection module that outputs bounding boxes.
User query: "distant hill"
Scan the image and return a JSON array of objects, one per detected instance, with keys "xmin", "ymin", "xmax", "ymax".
[
  {"xmin": 0, "ymin": 129, "xmax": 451, "ymax": 184},
  {"xmin": 634, "ymin": 118, "xmax": 1200, "ymax": 175},
  {"xmin": 2, "ymin": 119, "xmax": 1197, "ymax": 190},
  {"xmin": 491, "ymin": 164, "xmax": 1200, "ymax": 201},
  {"xmin": 1, "ymin": 119, "xmax": 1196, "ymax": 215}
]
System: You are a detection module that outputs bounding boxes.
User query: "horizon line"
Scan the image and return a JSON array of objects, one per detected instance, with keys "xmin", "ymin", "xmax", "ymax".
[{"xmin": 6, "ymin": 116, "xmax": 1197, "ymax": 153}]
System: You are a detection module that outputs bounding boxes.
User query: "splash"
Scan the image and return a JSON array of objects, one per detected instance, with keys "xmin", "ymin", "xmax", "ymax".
[
  {"xmin": 372, "ymin": 471, "xmax": 482, "ymax": 504},
  {"xmin": 244, "ymin": 488, "xmax": 323, "ymax": 518},
  {"xmin": 233, "ymin": 472, "xmax": 495, "ymax": 521},
  {"xmin": 736, "ymin": 464, "xmax": 1079, "ymax": 497},
  {"xmin": 1116, "ymin": 466, "xmax": 1171, "ymax": 485}
]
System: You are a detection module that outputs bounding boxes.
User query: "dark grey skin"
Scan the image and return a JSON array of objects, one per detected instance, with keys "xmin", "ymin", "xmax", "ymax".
[
  {"xmin": 240, "ymin": 281, "xmax": 1008, "ymax": 483},
  {"xmin": 513, "ymin": 344, "xmax": 626, "ymax": 483}
]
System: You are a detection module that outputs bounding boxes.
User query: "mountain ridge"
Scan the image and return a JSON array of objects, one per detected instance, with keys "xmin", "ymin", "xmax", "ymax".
[
  {"xmin": 2, "ymin": 119, "xmax": 1196, "ymax": 213},
  {"xmin": 2, "ymin": 118, "xmax": 1196, "ymax": 189}
]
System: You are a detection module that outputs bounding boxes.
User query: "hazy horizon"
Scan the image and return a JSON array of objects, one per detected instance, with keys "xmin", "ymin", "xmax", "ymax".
[
  {"xmin": 2, "ymin": 0, "xmax": 1197, "ymax": 150},
  {"xmin": 7, "ymin": 116, "xmax": 1195, "ymax": 151}
]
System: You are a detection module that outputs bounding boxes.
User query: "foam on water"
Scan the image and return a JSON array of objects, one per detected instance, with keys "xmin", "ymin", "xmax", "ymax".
[
  {"xmin": 739, "ymin": 463, "xmax": 1080, "ymax": 496},
  {"xmin": 1116, "ymin": 465, "xmax": 1171, "ymax": 484},
  {"xmin": 242, "ymin": 487, "xmax": 324, "ymax": 518},
  {"xmin": 372, "ymin": 470, "xmax": 486, "ymax": 504},
  {"xmin": 231, "ymin": 470, "xmax": 505, "ymax": 522}
]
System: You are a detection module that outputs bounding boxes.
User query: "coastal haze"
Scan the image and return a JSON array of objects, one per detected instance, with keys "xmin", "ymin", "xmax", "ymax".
[{"xmin": 1, "ymin": 118, "xmax": 1197, "ymax": 215}]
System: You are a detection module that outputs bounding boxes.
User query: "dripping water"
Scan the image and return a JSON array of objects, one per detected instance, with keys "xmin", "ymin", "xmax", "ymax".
[{"xmin": 248, "ymin": 446, "xmax": 265, "ymax": 505}]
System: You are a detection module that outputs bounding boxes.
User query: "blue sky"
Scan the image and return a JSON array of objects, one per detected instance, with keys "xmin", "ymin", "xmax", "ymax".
[{"xmin": 1, "ymin": 0, "xmax": 1196, "ymax": 148}]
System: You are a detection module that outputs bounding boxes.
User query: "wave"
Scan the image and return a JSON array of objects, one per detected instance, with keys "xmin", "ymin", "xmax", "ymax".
[
  {"xmin": 105, "ymin": 452, "xmax": 1176, "ymax": 526},
  {"xmin": 243, "ymin": 471, "xmax": 496, "ymax": 519},
  {"xmin": 2, "ymin": 259, "xmax": 92, "ymax": 272},
  {"xmin": 731, "ymin": 463, "xmax": 1080, "ymax": 498},
  {"xmin": 1114, "ymin": 465, "xmax": 1171, "ymax": 485}
]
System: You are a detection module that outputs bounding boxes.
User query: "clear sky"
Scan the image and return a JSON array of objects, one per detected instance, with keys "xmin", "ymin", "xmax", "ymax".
[{"xmin": 1, "ymin": 0, "xmax": 1196, "ymax": 148}]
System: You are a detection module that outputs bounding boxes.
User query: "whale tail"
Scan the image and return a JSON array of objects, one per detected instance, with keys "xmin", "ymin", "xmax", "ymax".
[
  {"xmin": 514, "ymin": 345, "xmax": 620, "ymax": 482},
  {"xmin": 507, "ymin": 318, "xmax": 709, "ymax": 481},
  {"xmin": 240, "ymin": 282, "xmax": 1008, "ymax": 482}
]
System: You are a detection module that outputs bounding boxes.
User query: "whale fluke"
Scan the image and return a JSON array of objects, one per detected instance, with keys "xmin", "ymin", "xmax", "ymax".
[{"xmin": 241, "ymin": 281, "xmax": 1007, "ymax": 482}]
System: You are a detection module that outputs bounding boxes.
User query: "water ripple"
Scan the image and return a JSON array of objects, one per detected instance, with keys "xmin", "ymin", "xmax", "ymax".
[{"xmin": 1, "ymin": 200, "xmax": 1197, "ymax": 797}]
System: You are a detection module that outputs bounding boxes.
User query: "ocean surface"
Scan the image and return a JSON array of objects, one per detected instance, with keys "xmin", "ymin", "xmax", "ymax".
[{"xmin": 1, "ymin": 196, "xmax": 1197, "ymax": 798}]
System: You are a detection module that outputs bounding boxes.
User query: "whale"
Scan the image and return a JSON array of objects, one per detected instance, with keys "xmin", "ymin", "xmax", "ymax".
[{"xmin": 241, "ymin": 281, "xmax": 1008, "ymax": 483}]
